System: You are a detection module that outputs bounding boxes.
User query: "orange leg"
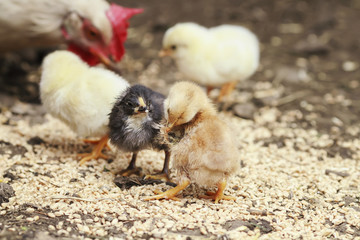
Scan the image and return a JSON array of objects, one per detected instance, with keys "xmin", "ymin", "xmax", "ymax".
[
  {"xmin": 206, "ymin": 86, "xmax": 214, "ymax": 96},
  {"xmin": 200, "ymin": 180, "xmax": 235, "ymax": 203},
  {"xmin": 217, "ymin": 81, "xmax": 237, "ymax": 102},
  {"xmin": 78, "ymin": 135, "xmax": 109, "ymax": 165},
  {"xmin": 144, "ymin": 179, "xmax": 190, "ymax": 201},
  {"xmin": 82, "ymin": 138, "xmax": 111, "ymax": 150}
]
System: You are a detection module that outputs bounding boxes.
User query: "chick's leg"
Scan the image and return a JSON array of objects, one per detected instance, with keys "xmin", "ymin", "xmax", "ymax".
[
  {"xmin": 144, "ymin": 179, "xmax": 190, "ymax": 201},
  {"xmin": 82, "ymin": 139, "xmax": 111, "ymax": 150},
  {"xmin": 200, "ymin": 180, "xmax": 235, "ymax": 204},
  {"xmin": 217, "ymin": 81, "xmax": 237, "ymax": 102},
  {"xmin": 145, "ymin": 150, "xmax": 171, "ymax": 182},
  {"xmin": 118, "ymin": 152, "xmax": 142, "ymax": 177},
  {"xmin": 207, "ymin": 86, "xmax": 214, "ymax": 95},
  {"xmin": 78, "ymin": 135, "xmax": 109, "ymax": 165}
]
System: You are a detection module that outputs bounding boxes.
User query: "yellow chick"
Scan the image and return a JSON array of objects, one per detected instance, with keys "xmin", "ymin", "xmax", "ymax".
[
  {"xmin": 145, "ymin": 81, "xmax": 239, "ymax": 203},
  {"xmin": 40, "ymin": 50, "xmax": 129, "ymax": 164},
  {"xmin": 160, "ymin": 22, "xmax": 259, "ymax": 101}
]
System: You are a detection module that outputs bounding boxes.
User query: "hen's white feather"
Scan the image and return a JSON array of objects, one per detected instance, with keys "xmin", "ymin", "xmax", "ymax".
[{"xmin": 0, "ymin": 0, "xmax": 111, "ymax": 52}]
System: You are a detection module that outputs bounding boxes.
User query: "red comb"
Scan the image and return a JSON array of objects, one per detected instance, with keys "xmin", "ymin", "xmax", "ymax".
[{"xmin": 106, "ymin": 4, "xmax": 143, "ymax": 62}]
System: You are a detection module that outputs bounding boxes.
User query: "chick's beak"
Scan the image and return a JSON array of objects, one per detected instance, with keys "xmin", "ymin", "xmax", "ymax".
[
  {"xmin": 165, "ymin": 123, "xmax": 174, "ymax": 133},
  {"xmin": 134, "ymin": 97, "xmax": 148, "ymax": 114},
  {"xmin": 159, "ymin": 48, "xmax": 172, "ymax": 57}
]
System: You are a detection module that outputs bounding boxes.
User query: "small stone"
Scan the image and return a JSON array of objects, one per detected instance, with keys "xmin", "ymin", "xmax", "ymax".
[
  {"xmin": 85, "ymin": 219, "xmax": 93, "ymax": 224},
  {"xmin": 48, "ymin": 225, "xmax": 56, "ymax": 231},
  {"xmin": 57, "ymin": 229, "xmax": 69, "ymax": 236},
  {"xmin": 278, "ymin": 23, "xmax": 304, "ymax": 34},
  {"xmin": 26, "ymin": 207, "xmax": 35, "ymax": 213},
  {"xmin": 54, "ymin": 211, "xmax": 63, "ymax": 217},
  {"xmin": 232, "ymin": 103, "xmax": 256, "ymax": 119},
  {"xmin": 0, "ymin": 182, "xmax": 15, "ymax": 204},
  {"xmin": 342, "ymin": 61, "xmax": 359, "ymax": 72},
  {"xmin": 270, "ymin": 36, "xmax": 282, "ymax": 46},
  {"xmin": 48, "ymin": 212, "xmax": 56, "ymax": 218},
  {"xmin": 111, "ymin": 218, "xmax": 119, "ymax": 226}
]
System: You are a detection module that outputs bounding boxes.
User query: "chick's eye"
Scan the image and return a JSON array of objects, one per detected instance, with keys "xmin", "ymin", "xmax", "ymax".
[
  {"xmin": 170, "ymin": 45, "xmax": 177, "ymax": 50},
  {"xmin": 126, "ymin": 101, "xmax": 135, "ymax": 107}
]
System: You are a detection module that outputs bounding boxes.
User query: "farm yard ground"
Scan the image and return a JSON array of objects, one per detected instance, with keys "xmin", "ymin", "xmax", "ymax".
[{"xmin": 0, "ymin": 0, "xmax": 360, "ymax": 239}]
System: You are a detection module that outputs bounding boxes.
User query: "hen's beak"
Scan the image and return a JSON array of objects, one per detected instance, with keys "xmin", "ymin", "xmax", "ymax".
[
  {"xmin": 159, "ymin": 48, "xmax": 172, "ymax": 57},
  {"xmin": 89, "ymin": 47, "xmax": 122, "ymax": 75}
]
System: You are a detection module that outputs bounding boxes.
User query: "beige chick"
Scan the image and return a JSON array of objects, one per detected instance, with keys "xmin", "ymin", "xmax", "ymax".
[
  {"xmin": 160, "ymin": 22, "xmax": 259, "ymax": 102},
  {"xmin": 145, "ymin": 81, "xmax": 239, "ymax": 203},
  {"xmin": 40, "ymin": 50, "xmax": 129, "ymax": 164}
]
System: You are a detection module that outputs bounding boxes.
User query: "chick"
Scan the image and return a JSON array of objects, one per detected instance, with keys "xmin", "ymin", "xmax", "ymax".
[
  {"xmin": 160, "ymin": 22, "xmax": 259, "ymax": 102},
  {"xmin": 109, "ymin": 85, "xmax": 170, "ymax": 181},
  {"xmin": 145, "ymin": 82, "xmax": 239, "ymax": 203},
  {"xmin": 40, "ymin": 50, "xmax": 129, "ymax": 165}
]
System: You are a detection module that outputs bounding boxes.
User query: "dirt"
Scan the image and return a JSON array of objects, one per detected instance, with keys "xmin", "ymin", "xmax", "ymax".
[{"xmin": 1, "ymin": 0, "xmax": 360, "ymax": 239}]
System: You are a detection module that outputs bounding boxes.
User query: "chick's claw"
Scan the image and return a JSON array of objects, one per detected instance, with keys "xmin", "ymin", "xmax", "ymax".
[
  {"xmin": 144, "ymin": 189, "xmax": 181, "ymax": 201},
  {"xmin": 144, "ymin": 179, "xmax": 190, "ymax": 201},
  {"xmin": 78, "ymin": 152, "xmax": 109, "ymax": 165},
  {"xmin": 200, "ymin": 192, "xmax": 236, "ymax": 204},
  {"xmin": 118, "ymin": 167, "xmax": 143, "ymax": 177},
  {"xmin": 78, "ymin": 135, "xmax": 109, "ymax": 165},
  {"xmin": 144, "ymin": 173, "xmax": 170, "ymax": 182},
  {"xmin": 199, "ymin": 180, "xmax": 236, "ymax": 204},
  {"xmin": 82, "ymin": 139, "xmax": 111, "ymax": 150}
]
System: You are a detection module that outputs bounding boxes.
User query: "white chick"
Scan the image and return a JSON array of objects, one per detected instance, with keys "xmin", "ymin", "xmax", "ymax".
[
  {"xmin": 160, "ymin": 22, "xmax": 259, "ymax": 101},
  {"xmin": 40, "ymin": 50, "xmax": 129, "ymax": 164},
  {"xmin": 145, "ymin": 81, "xmax": 239, "ymax": 203}
]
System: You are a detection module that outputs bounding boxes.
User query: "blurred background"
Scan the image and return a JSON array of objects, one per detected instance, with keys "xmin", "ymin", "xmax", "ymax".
[{"xmin": 1, "ymin": 0, "xmax": 359, "ymax": 133}]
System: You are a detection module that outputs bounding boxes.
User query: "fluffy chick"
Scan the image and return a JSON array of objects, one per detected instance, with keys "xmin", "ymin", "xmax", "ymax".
[
  {"xmin": 160, "ymin": 22, "xmax": 259, "ymax": 101},
  {"xmin": 40, "ymin": 50, "xmax": 129, "ymax": 164},
  {"xmin": 145, "ymin": 81, "xmax": 239, "ymax": 203},
  {"xmin": 109, "ymin": 85, "xmax": 170, "ymax": 181}
]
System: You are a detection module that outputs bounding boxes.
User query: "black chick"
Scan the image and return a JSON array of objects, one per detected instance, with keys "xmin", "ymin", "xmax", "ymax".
[{"xmin": 109, "ymin": 84, "xmax": 170, "ymax": 181}]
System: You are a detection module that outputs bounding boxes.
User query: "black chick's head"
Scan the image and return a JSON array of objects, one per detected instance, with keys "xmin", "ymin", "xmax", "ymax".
[
  {"xmin": 117, "ymin": 85, "xmax": 164, "ymax": 118},
  {"xmin": 109, "ymin": 85, "xmax": 166, "ymax": 152}
]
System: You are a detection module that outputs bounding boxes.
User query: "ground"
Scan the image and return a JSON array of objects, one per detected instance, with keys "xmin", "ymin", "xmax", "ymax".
[{"xmin": 0, "ymin": 0, "xmax": 360, "ymax": 239}]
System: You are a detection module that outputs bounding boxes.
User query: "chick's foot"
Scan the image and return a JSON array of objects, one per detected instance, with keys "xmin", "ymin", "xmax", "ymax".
[
  {"xmin": 78, "ymin": 135, "xmax": 109, "ymax": 165},
  {"xmin": 117, "ymin": 152, "xmax": 143, "ymax": 177},
  {"xmin": 82, "ymin": 138, "xmax": 111, "ymax": 150},
  {"xmin": 144, "ymin": 173, "xmax": 170, "ymax": 182},
  {"xmin": 144, "ymin": 150, "xmax": 171, "ymax": 182},
  {"xmin": 200, "ymin": 180, "xmax": 235, "ymax": 203},
  {"xmin": 144, "ymin": 179, "xmax": 190, "ymax": 201},
  {"xmin": 118, "ymin": 167, "xmax": 143, "ymax": 177}
]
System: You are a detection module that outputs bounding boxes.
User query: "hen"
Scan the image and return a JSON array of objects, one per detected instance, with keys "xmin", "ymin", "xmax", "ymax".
[{"xmin": 0, "ymin": 0, "xmax": 142, "ymax": 71}]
